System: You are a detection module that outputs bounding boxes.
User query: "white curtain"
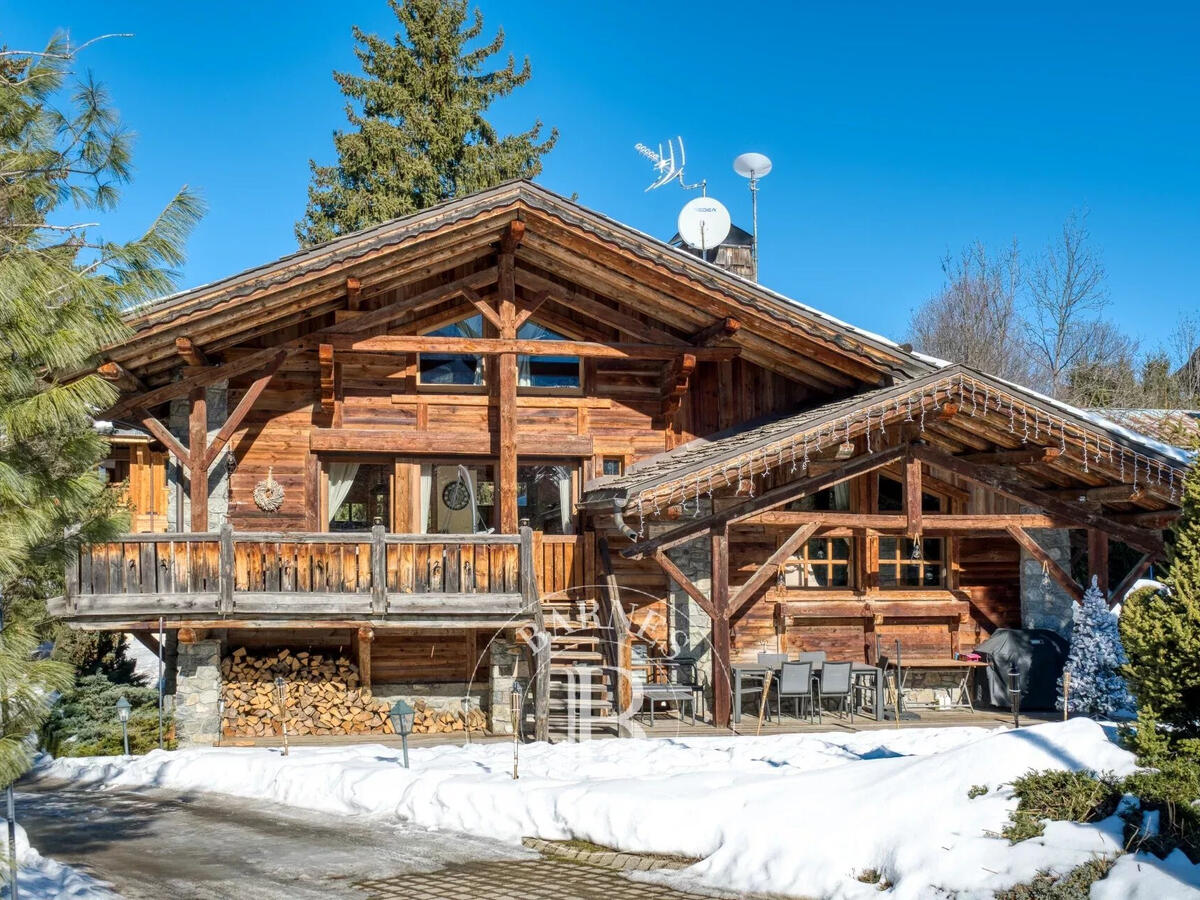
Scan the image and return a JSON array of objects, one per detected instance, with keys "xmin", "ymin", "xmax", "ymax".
[
  {"xmin": 557, "ymin": 468, "xmax": 572, "ymax": 534},
  {"xmin": 419, "ymin": 465, "xmax": 433, "ymax": 533},
  {"xmin": 833, "ymin": 482, "xmax": 851, "ymax": 511},
  {"xmin": 326, "ymin": 462, "xmax": 360, "ymax": 525}
]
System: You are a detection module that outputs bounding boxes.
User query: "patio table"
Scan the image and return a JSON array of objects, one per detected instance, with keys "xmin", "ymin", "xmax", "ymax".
[
  {"xmin": 731, "ymin": 660, "xmax": 885, "ymax": 724},
  {"xmin": 889, "ymin": 658, "xmax": 988, "ymax": 712}
]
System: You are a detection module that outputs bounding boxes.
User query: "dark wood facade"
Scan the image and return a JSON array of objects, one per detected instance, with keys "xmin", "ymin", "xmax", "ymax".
[{"xmin": 56, "ymin": 182, "xmax": 1188, "ymax": 731}]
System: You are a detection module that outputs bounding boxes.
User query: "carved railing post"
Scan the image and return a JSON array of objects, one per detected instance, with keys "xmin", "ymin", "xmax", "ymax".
[
  {"xmin": 219, "ymin": 522, "xmax": 235, "ymax": 614},
  {"xmin": 370, "ymin": 524, "xmax": 387, "ymax": 615}
]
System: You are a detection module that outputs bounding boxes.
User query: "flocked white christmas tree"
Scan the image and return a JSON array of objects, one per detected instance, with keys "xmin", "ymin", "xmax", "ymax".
[{"xmin": 1058, "ymin": 575, "xmax": 1133, "ymax": 717}]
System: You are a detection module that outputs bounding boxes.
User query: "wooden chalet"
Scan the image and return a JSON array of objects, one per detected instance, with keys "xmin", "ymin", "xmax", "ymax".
[{"xmin": 52, "ymin": 181, "xmax": 1191, "ymax": 744}]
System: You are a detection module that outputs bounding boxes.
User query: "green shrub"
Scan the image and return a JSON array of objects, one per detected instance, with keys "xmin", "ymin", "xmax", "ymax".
[
  {"xmin": 42, "ymin": 674, "xmax": 173, "ymax": 756},
  {"xmin": 994, "ymin": 856, "xmax": 1117, "ymax": 900},
  {"xmin": 1002, "ymin": 770, "xmax": 1122, "ymax": 843},
  {"xmin": 1121, "ymin": 753, "xmax": 1200, "ymax": 861},
  {"xmin": 968, "ymin": 784, "xmax": 989, "ymax": 799}
]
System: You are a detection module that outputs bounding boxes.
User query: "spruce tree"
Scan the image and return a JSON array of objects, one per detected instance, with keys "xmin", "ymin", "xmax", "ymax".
[
  {"xmin": 1058, "ymin": 576, "xmax": 1132, "ymax": 717},
  {"xmin": 297, "ymin": 0, "xmax": 557, "ymax": 246},
  {"xmin": 1121, "ymin": 460, "xmax": 1200, "ymax": 739},
  {"xmin": 0, "ymin": 35, "xmax": 201, "ymax": 781}
]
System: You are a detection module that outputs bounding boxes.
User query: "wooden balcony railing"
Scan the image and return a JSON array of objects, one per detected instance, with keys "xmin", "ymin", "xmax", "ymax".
[{"xmin": 58, "ymin": 525, "xmax": 538, "ymax": 626}]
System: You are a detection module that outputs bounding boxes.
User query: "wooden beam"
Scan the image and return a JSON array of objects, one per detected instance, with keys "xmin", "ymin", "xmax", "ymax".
[
  {"xmin": 188, "ymin": 387, "xmax": 208, "ymax": 532},
  {"xmin": 691, "ymin": 316, "xmax": 741, "ymax": 346},
  {"xmin": 961, "ymin": 447, "xmax": 1063, "ymax": 466},
  {"xmin": 175, "ymin": 337, "xmax": 209, "ymax": 367},
  {"xmin": 1088, "ymin": 529, "xmax": 1109, "ymax": 594},
  {"xmin": 904, "ymin": 455, "xmax": 922, "ymax": 538},
  {"xmin": 1005, "ymin": 525, "xmax": 1084, "ymax": 602},
  {"xmin": 500, "ymin": 219, "xmax": 525, "ymax": 254},
  {"xmin": 357, "ymin": 625, "xmax": 373, "ymax": 691},
  {"xmin": 135, "ymin": 408, "xmax": 190, "ymax": 467},
  {"xmin": 621, "ymin": 445, "xmax": 909, "ymax": 559},
  {"xmin": 201, "ymin": 351, "xmax": 286, "ymax": 469},
  {"xmin": 130, "ymin": 631, "xmax": 162, "ymax": 657},
  {"xmin": 651, "ymin": 550, "xmax": 719, "ymax": 621},
  {"xmin": 318, "ymin": 343, "xmax": 335, "ymax": 414},
  {"xmin": 310, "ymin": 427, "xmax": 594, "ymax": 456},
  {"xmin": 513, "ymin": 290, "xmax": 550, "ymax": 330},
  {"xmin": 711, "ymin": 527, "xmax": 732, "ymax": 728},
  {"xmin": 657, "ymin": 353, "xmax": 696, "ymax": 428},
  {"xmin": 97, "ymin": 361, "xmax": 146, "ymax": 393},
  {"xmin": 911, "ymin": 444, "xmax": 1163, "ymax": 556},
  {"xmin": 498, "ymin": 246, "xmax": 518, "ymax": 533},
  {"xmin": 1110, "ymin": 554, "xmax": 1154, "ymax": 607},
  {"xmin": 346, "ymin": 276, "xmax": 363, "ymax": 311},
  {"xmin": 329, "ymin": 334, "xmax": 740, "ymax": 360},
  {"xmin": 729, "ymin": 522, "xmax": 820, "ymax": 620},
  {"xmin": 745, "ymin": 511, "xmax": 1087, "ymax": 531},
  {"xmin": 1052, "ymin": 484, "xmax": 1145, "ymax": 504},
  {"xmin": 462, "ymin": 287, "xmax": 502, "ymax": 330}
]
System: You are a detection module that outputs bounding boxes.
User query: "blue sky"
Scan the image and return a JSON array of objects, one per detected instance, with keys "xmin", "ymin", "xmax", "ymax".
[{"xmin": 5, "ymin": 2, "xmax": 1198, "ymax": 350}]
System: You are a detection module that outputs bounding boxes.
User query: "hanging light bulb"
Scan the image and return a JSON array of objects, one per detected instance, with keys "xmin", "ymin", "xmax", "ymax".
[{"xmin": 910, "ymin": 537, "xmax": 922, "ymax": 561}]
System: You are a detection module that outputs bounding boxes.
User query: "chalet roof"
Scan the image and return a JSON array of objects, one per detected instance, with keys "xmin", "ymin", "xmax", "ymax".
[
  {"xmin": 1092, "ymin": 409, "xmax": 1200, "ymax": 452},
  {"xmin": 582, "ymin": 364, "xmax": 1194, "ymax": 511},
  {"xmin": 107, "ymin": 180, "xmax": 936, "ymax": 386}
]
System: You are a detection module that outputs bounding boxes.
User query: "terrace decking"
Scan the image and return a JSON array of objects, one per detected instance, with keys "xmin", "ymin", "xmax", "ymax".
[{"xmin": 53, "ymin": 526, "xmax": 539, "ymax": 630}]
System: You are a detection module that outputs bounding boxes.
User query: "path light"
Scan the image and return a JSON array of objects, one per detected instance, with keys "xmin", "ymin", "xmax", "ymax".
[
  {"xmin": 510, "ymin": 679, "xmax": 525, "ymax": 780},
  {"xmin": 274, "ymin": 676, "xmax": 290, "ymax": 757},
  {"xmin": 217, "ymin": 697, "xmax": 225, "ymax": 747},
  {"xmin": 389, "ymin": 699, "xmax": 415, "ymax": 768},
  {"xmin": 115, "ymin": 696, "xmax": 131, "ymax": 755}
]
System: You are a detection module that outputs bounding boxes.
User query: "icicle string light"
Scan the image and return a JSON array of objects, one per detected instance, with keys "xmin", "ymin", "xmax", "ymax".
[{"xmin": 625, "ymin": 374, "xmax": 1190, "ymax": 517}]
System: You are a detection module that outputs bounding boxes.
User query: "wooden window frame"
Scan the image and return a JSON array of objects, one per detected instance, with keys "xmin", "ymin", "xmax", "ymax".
[
  {"xmin": 783, "ymin": 536, "xmax": 853, "ymax": 590},
  {"xmin": 321, "ymin": 456, "xmax": 396, "ymax": 532},
  {"xmin": 874, "ymin": 473, "xmax": 952, "ymax": 590}
]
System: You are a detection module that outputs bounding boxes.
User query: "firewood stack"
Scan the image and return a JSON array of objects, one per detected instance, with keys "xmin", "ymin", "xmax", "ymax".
[
  {"xmin": 219, "ymin": 647, "xmax": 489, "ymax": 737},
  {"xmin": 220, "ymin": 647, "xmax": 393, "ymax": 737}
]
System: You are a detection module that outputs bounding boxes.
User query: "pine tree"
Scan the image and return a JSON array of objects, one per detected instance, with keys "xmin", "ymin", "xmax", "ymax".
[
  {"xmin": 0, "ymin": 35, "xmax": 201, "ymax": 781},
  {"xmin": 1058, "ymin": 576, "xmax": 1132, "ymax": 717},
  {"xmin": 296, "ymin": 0, "xmax": 557, "ymax": 246},
  {"xmin": 1121, "ymin": 460, "xmax": 1200, "ymax": 738}
]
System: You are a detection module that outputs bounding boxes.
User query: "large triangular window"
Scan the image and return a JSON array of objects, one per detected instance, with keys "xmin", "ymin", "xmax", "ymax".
[{"xmin": 518, "ymin": 321, "xmax": 580, "ymax": 390}]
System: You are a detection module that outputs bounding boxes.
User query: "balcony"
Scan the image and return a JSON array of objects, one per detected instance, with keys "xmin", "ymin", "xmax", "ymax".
[{"xmin": 54, "ymin": 526, "xmax": 540, "ymax": 629}]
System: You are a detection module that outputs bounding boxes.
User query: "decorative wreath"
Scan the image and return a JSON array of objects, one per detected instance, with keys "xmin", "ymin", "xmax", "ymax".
[{"xmin": 253, "ymin": 467, "xmax": 285, "ymax": 513}]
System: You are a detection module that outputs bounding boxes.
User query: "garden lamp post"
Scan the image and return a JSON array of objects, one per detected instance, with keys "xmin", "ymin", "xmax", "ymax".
[
  {"xmin": 1008, "ymin": 665, "xmax": 1022, "ymax": 729},
  {"xmin": 217, "ymin": 697, "xmax": 225, "ymax": 747},
  {"xmin": 510, "ymin": 679, "xmax": 525, "ymax": 780},
  {"xmin": 389, "ymin": 700, "xmax": 415, "ymax": 768},
  {"xmin": 115, "ymin": 696, "xmax": 131, "ymax": 756},
  {"xmin": 274, "ymin": 676, "xmax": 290, "ymax": 756}
]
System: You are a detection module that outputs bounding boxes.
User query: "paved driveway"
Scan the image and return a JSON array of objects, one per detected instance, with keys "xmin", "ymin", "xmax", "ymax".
[{"xmin": 16, "ymin": 784, "xmax": 708, "ymax": 899}]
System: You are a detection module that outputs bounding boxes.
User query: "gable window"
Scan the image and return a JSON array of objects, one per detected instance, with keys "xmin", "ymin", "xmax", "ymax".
[
  {"xmin": 418, "ymin": 315, "xmax": 485, "ymax": 387},
  {"xmin": 517, "ymin": 322, "xmax": 580, "ymax": 391},
  {"xmin": 876, "ymin": 475, "xmax": 946, "ymax": 588},
  {"xmin": 781, "ymin": 485, "xmax": 853, "ymax": 589}
]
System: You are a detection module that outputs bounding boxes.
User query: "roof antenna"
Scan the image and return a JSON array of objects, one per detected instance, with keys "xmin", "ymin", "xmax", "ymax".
[
  {"xmin": 733, "ymin": 152, "xmax": 772, "ymax": 281},
  {"xmin": 634, "ymin": 136, "xmax": 731, "ymax": 255}
]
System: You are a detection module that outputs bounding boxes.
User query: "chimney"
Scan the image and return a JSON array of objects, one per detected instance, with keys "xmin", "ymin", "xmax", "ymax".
[{"xmin": 671, "ymin": 223, "xmax": 756, "ymax": 281}]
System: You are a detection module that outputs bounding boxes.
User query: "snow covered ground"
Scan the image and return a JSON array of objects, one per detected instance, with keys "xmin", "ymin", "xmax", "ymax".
[
  {"xmin": 1, "ymin": 818, "xmax": 116, "ymax": 899},
  {"xmin": 34, "ymin": 719, "xmax": 1200, "ymax": 899}
]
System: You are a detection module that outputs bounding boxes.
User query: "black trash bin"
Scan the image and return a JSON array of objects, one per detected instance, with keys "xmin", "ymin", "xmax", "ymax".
[{"xmin": 973, "ymin": 628, "xmax": 1068, "ymax": 710}]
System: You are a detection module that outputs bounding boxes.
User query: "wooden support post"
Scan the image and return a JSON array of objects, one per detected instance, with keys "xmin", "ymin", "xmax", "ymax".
[
  {"xmin": 904, "ymin": 455, "xmax": 923, "ymax": 539},
  {"xmin": 1109, "ymin": 553, "xmax": 1153, "ymax": 608},
  {"xmin": 1088, "ymin": 529, "xmax": 1109, "ymax": 595},
  {"xmin": 729, "ymin": 522, "xmax": 820, "ymax": 620},
  {"xmin": 371, "ymin": 523, "xmax": 387, "ymax": 614},
  {"xmin": 357, "ymin": 625, "xmax": 373, "ymax": 692},
  {"xmin": 711, "ymin": 526, "xmax": 732, "ymax": 728},
  {"xmin": 188, "ymin": 387, "xmax": 208, "ymax": 532},
  {"xmin": 519, "ymin": 525, "xmax": 549, "ymax": 742},
  {"xmin": 652, "ymin": 549, "xmax": 719, "ymax": 621},
  {"xmin": 218, "ymin": 522, "xmax": 234, "ymax": 613},
  {"xmin": 597, "ymin": 536, "xmax": 632, "ymax": 715},
  {"xmin": 497, "ymin": 231, "xmax": 520, "ymax": 533}
]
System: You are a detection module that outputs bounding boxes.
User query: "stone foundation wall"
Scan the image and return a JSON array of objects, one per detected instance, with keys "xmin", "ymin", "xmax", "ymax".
[
  {"xmin": 173, "ymin": 639, "xmax": 221, "ymax": 747},
  {"xmin": 369, "ymin": 682, "xmax": 488, "ymax": 714},
  {"xmin": 659, "ymin": 507, "xmax": 714, "ymax": 708},
  {"xmin": 1018, "ymin": 526, "xmax": 1075, "ymax": 637},
  {"xmin": 487, "ymin": 635, "xmax": 520, "ymax": 734}
]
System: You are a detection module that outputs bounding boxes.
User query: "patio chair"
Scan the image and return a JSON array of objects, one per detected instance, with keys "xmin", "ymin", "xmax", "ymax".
[
  {"xmin": 757, "ymin": 652, "xmax": 789, "ymax": 667},
  {"xmin": 815, "ymin": 661, "xmax": 854, "ymax": 723},
  {"xmin": 796, "ymin": 650, "xmax": 826, "ymax": 666},
  {"xmin": 750, "ymin": 653, "xmax": 789, "ymax": 719},
  {"xmin": 776, "ymin": 661, "xmax": 814, "ymax": 722}
]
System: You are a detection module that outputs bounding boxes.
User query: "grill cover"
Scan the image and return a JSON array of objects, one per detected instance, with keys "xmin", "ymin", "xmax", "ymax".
[{"xmin": 973, "ymin": 628, "xmax": 1069, "ymax": 710}]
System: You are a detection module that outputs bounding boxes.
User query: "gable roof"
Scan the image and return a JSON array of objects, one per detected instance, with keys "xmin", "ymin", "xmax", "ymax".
[
  {"xmin": 582, "ymin": 364, "xmax": 1193, "ymax": 513},
  {"xmin": 101, "ymin": 180, "xmax": 936, "ymax": 391}
]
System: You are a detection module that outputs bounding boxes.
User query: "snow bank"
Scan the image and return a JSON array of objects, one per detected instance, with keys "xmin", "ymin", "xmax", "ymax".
[
  {"xmin": 35, "ymin": 720, "xmax": 1200, "ymax": 899},
  {"xmin": 1, "ymin": 818, "xmax": 115, "ymax": 899}
]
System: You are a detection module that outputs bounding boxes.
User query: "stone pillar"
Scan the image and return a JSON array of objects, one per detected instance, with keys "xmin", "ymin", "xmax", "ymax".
[
  {"xmin": 488, "ymin": 633, "xmax": 519, "ymax": 735},
  {"xmin": 664, "ymin": 531, "xmax": 714, "ymax": 708},
  {"xmin": 173, "ymin": 639, "xmax": 222, "ymax": 747},
  {"xmin": 1019, "ymin": 527, "xmax": 1075, "ymax": 637},
  {"xmin": 167, "ymin": 384, "xmax": 229, "ymax": 531}
]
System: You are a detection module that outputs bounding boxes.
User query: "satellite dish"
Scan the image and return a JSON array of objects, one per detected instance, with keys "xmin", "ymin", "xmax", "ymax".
[
  {"xmin": 677, "ymin": 196, "xmax": 731, "ymax": 251},
  {"xmin": 733, "ymin": 152, "xmax": 773, "ymax": 179}
]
